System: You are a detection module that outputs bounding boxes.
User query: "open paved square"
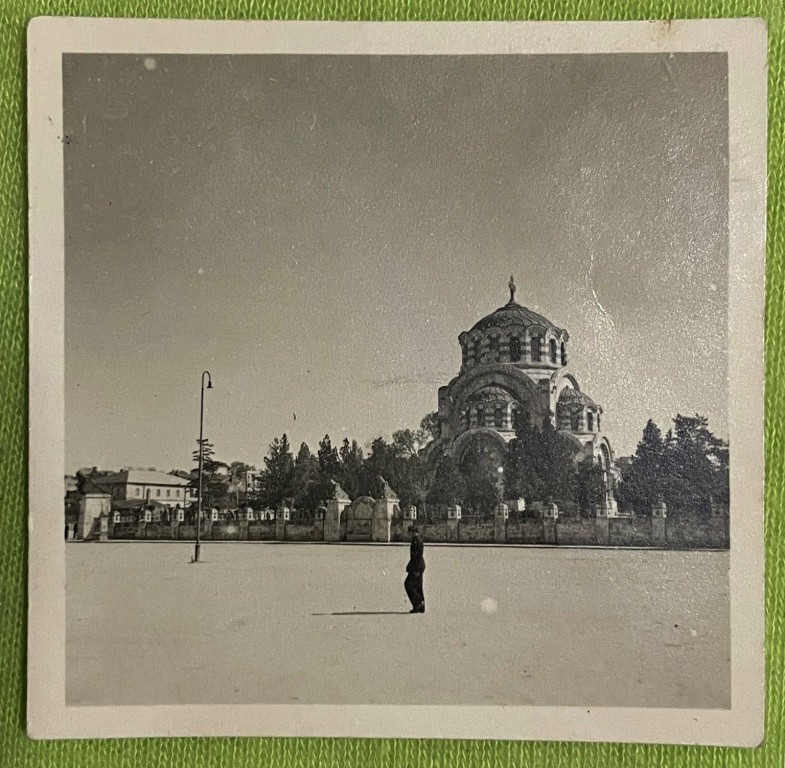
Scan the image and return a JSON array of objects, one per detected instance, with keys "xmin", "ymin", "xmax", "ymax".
[{"xmin": 66, "ymin": 543, "xmax": 730, "ymax": 708}]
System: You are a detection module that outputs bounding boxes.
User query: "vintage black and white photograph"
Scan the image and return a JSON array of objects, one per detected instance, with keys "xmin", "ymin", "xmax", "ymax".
[{"xmin": 26, "ymin": 19, "xmax": 766, "ymax": 744}]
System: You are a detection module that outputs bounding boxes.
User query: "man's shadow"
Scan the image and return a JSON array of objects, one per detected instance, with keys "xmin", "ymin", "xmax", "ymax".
[{"xmin": 312, "ymin": 611, "xmax": 411, "ymax": 616}]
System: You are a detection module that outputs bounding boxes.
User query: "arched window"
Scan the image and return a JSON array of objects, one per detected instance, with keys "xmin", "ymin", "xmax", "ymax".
[
  {"xmin": 531, "ymin": 335, "xmax": 542, "ymax": 362},
  {"xmin": 509, "ymin": 336, "xmax": 521, "ymax": 362},
  {"xmin": 570, "ymin": 412, "xmax": 580, "ymax": 431},
  {"xmin": 597, "ymin": 413, "xmax": 601, "ymax": 431},
  {"xmin": 549, "ymin": 339, "xmax": 558, "ymax": 364},
  {"xmin": 494, "ymin": 406, "xmax": 504, "ymax": 428},
  {"xmin": 461, "ymin": 343, "xmax": 468, "ymax": 366},
  {"xmin": 560, "ymin": 341, "xmax": 567, "ymax": 366},
  {"xmin": 587, "ymin": 412, "xmax": 594, "ymax": 432},
  {"xmin": 463, "ymin": 410, "xmax": 471, "ymax": 430},
  {"xmin": 473, "ymin": 339, "xmax": 481, "ymax": 364},
  {"xmin": 476, "ymin": 406, "xmax": 485, "ymax": 427},
  {"xmin": 489, "ymin": 336, "xmax": 499, "ymax": 360}
]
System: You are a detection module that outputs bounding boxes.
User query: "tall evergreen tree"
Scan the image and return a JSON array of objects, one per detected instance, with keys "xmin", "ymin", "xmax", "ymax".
[
  {"xmin": 259, "ymin": 433, "xmax": 295, "ymax": 509},
  {"xmin": 662, "ymin": 414, "xmax": 729, "ymax": 509},
  {"xmin": 337, "ymin": 438, "xmax": 363, "ymax": 499},
  {"xmin": 190, "ymin": 439, "xmax": 229, "ymax": 509},
  {"xmin": 617, "ymin": 418, "xmax": 667, "ymax": 513},
  {"xmin": 617, "ymin": 415, "xmax": 728, "ymax": 514},
  {"xmin": 291, "ymin": 442, "xmax": 324, "ymax": 512},
  {"xmin": 317, "ymin": 435, "xmax": 340, "ymax": 478},
  {"xmin": 362, "ymin": 437, "xmax": 397, "ymax": 495}
]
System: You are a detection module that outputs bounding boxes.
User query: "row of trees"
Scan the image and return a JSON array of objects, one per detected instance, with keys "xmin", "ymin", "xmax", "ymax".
[
  {"xmin": 190, "ymin": 411, "xmax": 729, "ymax": 519},
  {"xmin": 256, "ymin": 417, "xmax": 437, "ymax": 513},
  {"xmin": 245, "ymin": 411, "xmax": 607, "ymax": 517}
]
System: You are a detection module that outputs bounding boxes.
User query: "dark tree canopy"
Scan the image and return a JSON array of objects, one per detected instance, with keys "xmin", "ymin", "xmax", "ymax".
[
  {"xmin": 616, "ymin": 419, "xmax": 666, "ymax": 513},
  {"xmin": 426, "ymin": 455, "xmax": 467, "ymax": 509},
  {"xmin": 337, "ymin": 438, "xmax": 364, "ymax": 499},
  {"xmin": 258, "ymin": 433, "xmax": 295, "ymax": 509},
  {"xmin": 196, "ymin": 410, "xmax": 727, "ymax": 522},
  {"xmin": 190, "ymin": 439, "xmax": 230, "ymax": 508},
  {"xmin": 617, "ymin": 414, "xmax": 728, "ymax": 515},
  {"xmin": 291, "ymin": 442, "xmax": 325, "ymax": 512},
  {"xmin": 459, "ymin": 439, "xmax": 503, "ymax": 515},
  {"xmin": 317, "ymin": 435, "xmax": 340, "ymax": 478},
  {"xmin": 503, "ymin": 415, "xmax": 578, "ymax": 505}
]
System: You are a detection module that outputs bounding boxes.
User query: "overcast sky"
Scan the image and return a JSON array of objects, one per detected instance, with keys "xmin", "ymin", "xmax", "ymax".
[{"xmin": 63, "ymin": 52, "xmax": 728, "ymax": 474}]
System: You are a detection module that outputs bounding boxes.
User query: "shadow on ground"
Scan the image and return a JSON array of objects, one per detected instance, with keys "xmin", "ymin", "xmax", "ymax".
[{"xmin": 312, "ymin": 610, "xmax": 412, "ymax": 616}]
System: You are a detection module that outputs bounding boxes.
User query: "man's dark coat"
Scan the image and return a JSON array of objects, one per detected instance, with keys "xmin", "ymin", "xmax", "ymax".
[{"xmin": 406, "ymin": 534, "xmax": 425, "ymax": 573}]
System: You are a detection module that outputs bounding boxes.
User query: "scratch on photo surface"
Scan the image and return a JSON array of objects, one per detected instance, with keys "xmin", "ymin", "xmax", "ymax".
[
  {"xmin": 585, "ymin": 252, "xmax": 614, "ymax": 328},
  {"xmin": 367, "ymin": 374, "xmax": 419, "ymax": 390},
  {"xmin": 662, "ymin": 55, "xmax": 676, "ymax": 87}
]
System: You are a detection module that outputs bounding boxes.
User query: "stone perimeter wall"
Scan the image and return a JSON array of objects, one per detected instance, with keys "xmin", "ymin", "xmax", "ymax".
[{"xmin": 102, "ymin": 507, "xmax": 729, "ymax": 550}]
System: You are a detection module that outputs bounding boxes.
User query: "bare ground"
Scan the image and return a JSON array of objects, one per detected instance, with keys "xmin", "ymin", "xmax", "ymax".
[{"xmin": 66, "ymin": 542, "xmax": 730, "ymax": 708}]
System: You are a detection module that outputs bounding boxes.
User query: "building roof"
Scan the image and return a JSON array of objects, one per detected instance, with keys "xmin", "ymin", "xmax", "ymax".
[
  {"xmin": 469, "ymin": 299, "xmax": 558, "ymax": 335},
  {"xmin": 100, "ymin": 470, "xmax": 192, "ymax": 487},
  {"xmin": 558, "ymin": 387, "xmax": 597, "ymax": 409}
]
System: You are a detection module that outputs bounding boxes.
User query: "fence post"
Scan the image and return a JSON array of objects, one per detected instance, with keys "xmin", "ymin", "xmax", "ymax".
[
  {"xmin": 595, "ymin": 503, "xmax": 609, "ymax": 545},
  {"xmin": 494, "ymin": 503, "xmax": 509, "ymax": 543},
  {"xmin": 276, "ymin": 506, "xmax": 289, "ymax": 541},
  {"xmin": 98, "ymin": 512, "xmax": 109, "ymax": 542},
  {"xmin": 543, "ymin": 500, "xmax": 559, "ymax": 545},
  {"xmin": 314, "ymin": 506, "xmax": 326, "ymax": 541},
  {"xmin": 446, "ymin": 505, "xmax": 461, "ymax": 542},
  {"xmin": 324, "ymin": 482, "xmax": 351, "ymax": 542},
  {"xmin": 651, "ymin": 498, "xmax": 667, "ymax": 547}
]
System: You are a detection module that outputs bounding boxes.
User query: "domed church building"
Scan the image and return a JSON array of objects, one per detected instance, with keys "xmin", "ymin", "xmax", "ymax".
[{"xmin": 434, "ymin": 277, "xmax": 617, "ymax": 511}]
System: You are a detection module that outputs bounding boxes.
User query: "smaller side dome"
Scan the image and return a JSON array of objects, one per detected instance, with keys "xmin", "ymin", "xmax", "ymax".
[
  {"xmin": 558, "ymin": 388, "xmax": 597, "ymax": 409},
  {"xmin": 557, "ymin": 386, "xmax": 601, "ymax": 434}
]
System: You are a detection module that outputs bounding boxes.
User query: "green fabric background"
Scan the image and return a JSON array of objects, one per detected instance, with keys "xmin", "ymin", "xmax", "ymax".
[{"xmin": 1, "ymin": 2, "xmax": 781, "ymax": 766}]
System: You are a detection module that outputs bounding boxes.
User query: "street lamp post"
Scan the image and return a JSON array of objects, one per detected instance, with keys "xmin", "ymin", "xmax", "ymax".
[{"xmin": 194, "ymin": 370, "xmax": 213, "ymax": 563}]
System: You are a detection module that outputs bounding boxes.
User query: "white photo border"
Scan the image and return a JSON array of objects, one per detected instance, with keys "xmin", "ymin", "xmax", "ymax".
[{"xmin": 26, "ymin": 17, "xmax": 767, "ymax": 744}]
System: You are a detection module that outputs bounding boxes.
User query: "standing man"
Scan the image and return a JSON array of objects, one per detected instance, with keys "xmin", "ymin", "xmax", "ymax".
[{"xmin": 404, "ymin": 525, "xmax": 426, "ymax": 613}]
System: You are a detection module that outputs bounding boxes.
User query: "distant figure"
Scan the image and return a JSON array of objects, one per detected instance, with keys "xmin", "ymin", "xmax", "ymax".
[
  {"xmin": 64, "ymin": 523, "xmax": 69, "ymax": 541},
  {"xmin": 404, "ymin": 526, "xmax": 425, "ymax": 614}
]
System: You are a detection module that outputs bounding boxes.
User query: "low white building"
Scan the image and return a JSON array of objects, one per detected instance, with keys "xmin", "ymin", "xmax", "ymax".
[{"xmin": 99, "ymin": 469, "xmax": 194, "ymax": 507}]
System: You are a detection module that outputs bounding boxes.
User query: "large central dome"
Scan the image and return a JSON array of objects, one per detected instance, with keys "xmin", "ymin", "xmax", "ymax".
[
  {"xmin": 469, "ymin": 300, "xmax": 556, "ymax": 334},
  {"xmin": 457, "ymin": 277, "xmax": 570, "ymax": 373},
  {"xmin": 468, "ymin": 276, "xmax": 562, "ymax": 335}
]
